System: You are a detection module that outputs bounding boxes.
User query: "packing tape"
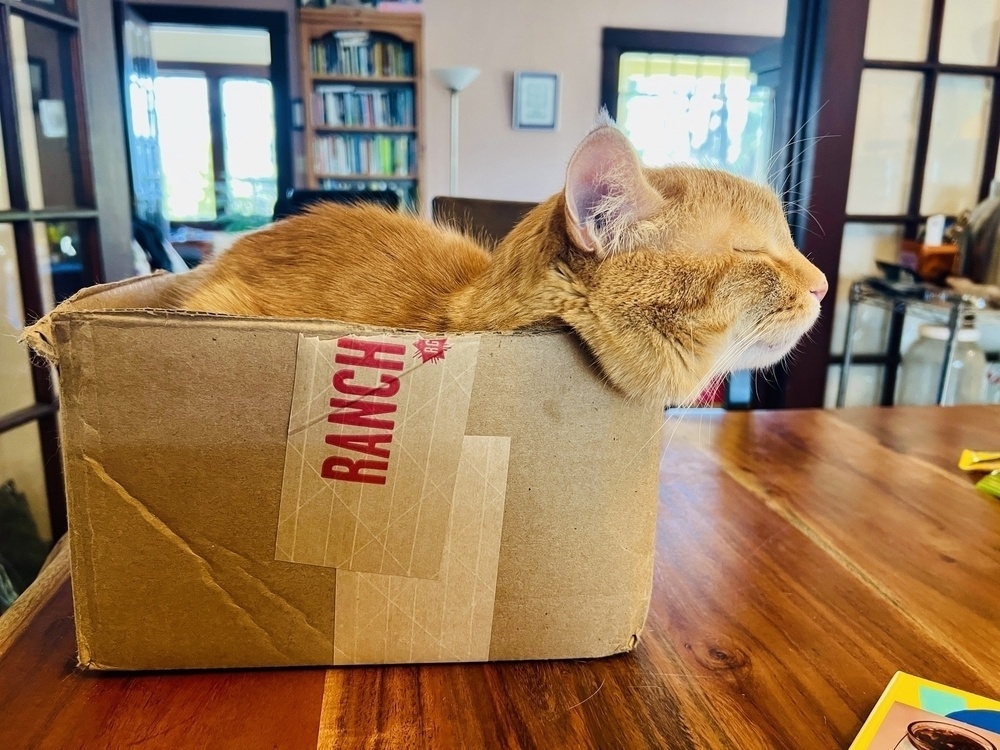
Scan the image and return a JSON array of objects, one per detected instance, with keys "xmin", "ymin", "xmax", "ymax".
[
  {"xmin": 332, "ymin": 435, "xmax": 510, "ymax": 664},
  {"xmin": 276, "ymin": 334, "xmax": 511, "ymax": 662},
  {"xmin": 276, "ymin": 333, "xmax": 481, "ymax": 579}
]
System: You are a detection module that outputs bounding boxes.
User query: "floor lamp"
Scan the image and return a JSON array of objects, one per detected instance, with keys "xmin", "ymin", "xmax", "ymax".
[{"xmin": 432, "ymin": 67, "xmax": 480, "ymax": 195}]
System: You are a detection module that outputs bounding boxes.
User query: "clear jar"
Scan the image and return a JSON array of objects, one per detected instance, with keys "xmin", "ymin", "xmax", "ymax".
[{"xmin": 897, "ymin": 325, "xmax": 988, "ymax": 405}]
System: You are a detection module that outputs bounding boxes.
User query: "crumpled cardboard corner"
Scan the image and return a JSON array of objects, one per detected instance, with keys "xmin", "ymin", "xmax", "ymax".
[{"xmin": 20, "ymin": 314, "xmax": 57, "ymax": 365}]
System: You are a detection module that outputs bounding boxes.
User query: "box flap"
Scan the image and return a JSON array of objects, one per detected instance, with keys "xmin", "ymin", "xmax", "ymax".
[{"xmin": 20, "ymin": 271, "xmax": 200, "ymax": 363}]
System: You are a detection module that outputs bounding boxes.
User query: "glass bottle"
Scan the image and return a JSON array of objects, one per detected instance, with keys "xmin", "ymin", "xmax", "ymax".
[{"xmin": 897, "ymin": 324, "xmax": 987, "ymax": 405}]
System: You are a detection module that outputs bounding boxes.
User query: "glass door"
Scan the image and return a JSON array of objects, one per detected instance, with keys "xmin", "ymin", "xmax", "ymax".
[
  {"xmin": 0, "ymin": 0, "xmax": 104, "ymax": 557},
  {"xmin": 829, "ymin": 0, "xmax": 1000, "ymax": 406}
]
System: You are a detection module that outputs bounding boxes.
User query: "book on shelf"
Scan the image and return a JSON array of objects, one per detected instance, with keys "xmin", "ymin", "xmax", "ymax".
[
  {"xmin": 313, "ymin": 133, "xmax": 414, "ymax": 177},
  {"xmin": 312, "ymin": 85, "xmax": 414, "ymax": 128},
  {"xmin": 310, "ymin": 31, "xmax": 413, "ymax": 78},
  {"xmin": 850, "ymin": 672, "xmax": 1000, "ymax": 749}
]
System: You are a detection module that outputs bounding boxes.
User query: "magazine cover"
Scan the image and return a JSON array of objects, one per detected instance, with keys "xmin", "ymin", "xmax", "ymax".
[{"xmin": 851, "ymin": 672, "xmax": 1000, "ymax": 749}]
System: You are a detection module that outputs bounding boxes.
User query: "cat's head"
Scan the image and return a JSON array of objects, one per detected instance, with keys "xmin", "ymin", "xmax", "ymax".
[{"xmin": 548, "ymin": 121, "xmax": 827, "ymax": 406}]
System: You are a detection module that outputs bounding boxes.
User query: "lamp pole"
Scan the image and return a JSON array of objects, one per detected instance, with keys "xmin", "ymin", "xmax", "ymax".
[
  {"xmin": 448, "ymin": 87, "xmax": 460, "ymax": 194},
  {"xmin": 432, "ymin": 67, "xmax": 481, "ymax": 196}
]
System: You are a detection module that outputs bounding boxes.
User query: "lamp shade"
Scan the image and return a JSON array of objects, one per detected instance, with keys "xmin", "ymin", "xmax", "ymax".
[{"xmin": 432, "ymin": 66, "xmax": 480, "ymax": 92}]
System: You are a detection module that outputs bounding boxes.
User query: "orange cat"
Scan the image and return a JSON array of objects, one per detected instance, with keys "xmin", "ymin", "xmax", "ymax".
[{"xmin": 180, "ymin": 120, "xmax": 827, "ymax": 406}]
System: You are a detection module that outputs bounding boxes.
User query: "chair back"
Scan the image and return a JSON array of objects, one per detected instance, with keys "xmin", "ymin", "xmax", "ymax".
[
  {"xmin": 273, "ymin": 189, "xmax": 400, "ymax": 221},
  {"xmin": 432, "ymin": 196, "xmax": 537, "ymax": 249}
]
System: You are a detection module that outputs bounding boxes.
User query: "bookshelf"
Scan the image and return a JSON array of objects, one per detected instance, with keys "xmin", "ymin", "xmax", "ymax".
[{"xmin": 299, "ymin": 7, "xmax": 424, "ymax": 212}]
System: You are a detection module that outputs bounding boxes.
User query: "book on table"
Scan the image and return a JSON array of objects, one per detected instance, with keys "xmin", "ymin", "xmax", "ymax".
[{"xmin": 851, "ymin": 672, "xmax": 1000, "ymax": 749}]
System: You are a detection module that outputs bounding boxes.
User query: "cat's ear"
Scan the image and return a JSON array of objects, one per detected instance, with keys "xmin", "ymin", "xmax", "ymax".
[{"xmin": 563, "ymin": 124, "xmax": 663, "ymax": 256}]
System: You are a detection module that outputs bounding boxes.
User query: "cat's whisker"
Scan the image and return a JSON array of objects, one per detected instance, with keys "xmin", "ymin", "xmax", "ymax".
[
  {"xmin": 763, "ymin": 105, "xmax": 830, "ymax": 180},
  {"xmin": 781, "ymin": 133, "xmax": 840, "ymax": 180},
  {"xmin": 779, "ymin": 175, "xmax": 817, "ymax": 208},
  {"xmin": 673, "ymin": 322, "xmax": 769, "ymax": 409},
  {"xmin": 793, "ymin": 205, "xmax": 826, "ymax": 236},
  {"xmin": 775, "ymin": 131, "xmax": 837, "ymax": 161},
  {"xmin": 779, "ymin": 166, "xmax": 828, "ymax": 200},
  {"xmin": 780, "ymin": 184, "xmax": 833, "ymax": 236}
]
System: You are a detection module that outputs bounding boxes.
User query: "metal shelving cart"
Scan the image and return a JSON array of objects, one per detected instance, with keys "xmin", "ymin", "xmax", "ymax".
[{"xmin": 836, "ymin": 279, "xmax": 1000, "ymax": 407}]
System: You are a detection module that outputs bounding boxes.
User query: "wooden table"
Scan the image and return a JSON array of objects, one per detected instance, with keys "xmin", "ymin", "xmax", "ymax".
[{"xmin": 2, "ymin": 406, "xmax": 999, "ymax": 749}]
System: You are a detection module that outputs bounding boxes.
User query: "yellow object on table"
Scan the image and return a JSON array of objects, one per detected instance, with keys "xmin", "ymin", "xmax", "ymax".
[{"xmin": 958, "ymin": 449, "xmax": 1000, "ymax": 472}]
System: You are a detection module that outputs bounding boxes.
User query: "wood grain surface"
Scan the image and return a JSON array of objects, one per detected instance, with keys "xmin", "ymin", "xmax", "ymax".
[{"xmin": 1, "ymin": 406, "xmax": 998, "ymax": 749}]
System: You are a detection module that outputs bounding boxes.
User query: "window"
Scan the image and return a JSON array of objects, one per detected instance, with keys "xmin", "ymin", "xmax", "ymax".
[
  {"xmin": 828, "ymin": 0, "xmax": 1000, "ymax": 408},
  {"xmin": 155, "ymin": 74, "xmax": 215, "ymax": 221},
  {"xmin": 154, "ymin": 67, "xmax": 278, "ymax": 229},
  {"xmin": 616, "ymin": 53, "xmax": 775, "ymax": 181},
  {"xmin": 221, "ymin": 78, "xmax": 278, "ymax": 222}
]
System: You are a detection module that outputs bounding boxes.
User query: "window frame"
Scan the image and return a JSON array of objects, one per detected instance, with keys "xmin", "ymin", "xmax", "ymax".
[
  {"xmin": 125, "ymin": 4, "xmax": 294, "ymax": 227},
  {"xmin": 599, "ymin": 28, "xmax": 784, "ymax": 121},
  {"xmin": 155, "ymin": 61, "xmax": 276, "ymax": 229},
  {"xmin": 805, "ymin": 0, "xmax": 1000, "ymax": 406}
]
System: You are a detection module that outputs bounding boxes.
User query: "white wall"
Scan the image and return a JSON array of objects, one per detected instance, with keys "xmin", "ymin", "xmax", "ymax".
[
  {"xmin": 421, "ymin": 0, "xmax": 787, "ymax": 203},
  {"xmin": 151, "ymin": 25, "xmax": 272, "ymax": 65},
  {"xmin": 133, "ymin": 0, "xmax": 300, "ymax": 116}
]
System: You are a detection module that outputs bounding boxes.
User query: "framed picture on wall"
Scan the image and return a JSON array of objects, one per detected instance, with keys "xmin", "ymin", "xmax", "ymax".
[{"xmin": 513, "ymin": 71, "xmax": 559, "ymax": 131}]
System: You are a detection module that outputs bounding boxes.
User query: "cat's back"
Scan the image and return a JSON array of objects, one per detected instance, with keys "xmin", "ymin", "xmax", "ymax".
[{"xmin": 180, "ymin": 202, "xmax": 491, "ymax": 327}]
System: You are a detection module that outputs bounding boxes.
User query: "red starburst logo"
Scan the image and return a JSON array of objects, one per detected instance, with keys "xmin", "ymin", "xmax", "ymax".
[{"xmin": 413, "ymin": 337, "xmax": 450, "ymax": 364}]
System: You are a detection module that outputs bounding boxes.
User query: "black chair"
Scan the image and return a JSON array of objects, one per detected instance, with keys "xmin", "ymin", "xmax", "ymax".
[
  {"xmin": 432, "ymin": 196, "xmax": 537, "ymax": 250},
  {"xmin": 272, "ymin": 189, "xmax": 400, "ymax": 221}
]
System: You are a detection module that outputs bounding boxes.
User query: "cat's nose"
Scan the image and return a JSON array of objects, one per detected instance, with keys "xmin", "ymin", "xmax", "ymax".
[{"xmin": 810, "ymin": 276, "xmax": 829, "ymax": 302}]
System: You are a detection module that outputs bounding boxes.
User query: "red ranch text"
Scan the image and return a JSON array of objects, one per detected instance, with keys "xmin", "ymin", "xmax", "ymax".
[{"xmin": 321, "ymin": 337, "xmax": 406, "ymax": 485}]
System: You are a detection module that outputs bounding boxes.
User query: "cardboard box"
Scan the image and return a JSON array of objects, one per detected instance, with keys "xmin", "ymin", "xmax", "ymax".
[{"xmin": 23, "ymin": 273, "xmax": 663, "ymax": 670}]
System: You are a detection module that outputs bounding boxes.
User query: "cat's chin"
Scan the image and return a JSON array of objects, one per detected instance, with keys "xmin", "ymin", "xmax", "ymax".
[{"xmin": 734, "ymin": 338, "xmax": 802, "ymax": 372}]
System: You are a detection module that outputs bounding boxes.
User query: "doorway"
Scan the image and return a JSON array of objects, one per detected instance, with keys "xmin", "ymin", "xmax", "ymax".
[{"xmin": 116, "ymin": 4, "xmax": 293, "ymax": 264}]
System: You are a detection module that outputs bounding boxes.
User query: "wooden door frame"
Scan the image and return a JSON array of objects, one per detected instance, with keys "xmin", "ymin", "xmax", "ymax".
[
  {"xmin": 0, "ymin": 0, "xmax": 116, "ymax": 540},
  {"xmin": 749, "ymin": 0, "xmax": 871, "ymax": 408}
]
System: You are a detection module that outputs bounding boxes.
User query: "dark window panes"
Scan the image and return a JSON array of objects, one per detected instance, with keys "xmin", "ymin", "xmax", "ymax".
[
  {"xmin": 17, "ymin": 0, "xmax": 71, "ymax": 17},
  {"xmin": 35, "ymin": 219, "xmax": 88, "ymax": 306},
  {"xmin": 0, "ymin": 421, "xmax": 52, "ymax": 548},
  {"xmin": 10, "ymin": 14, "xmax": 86, "ymax": 210}
]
